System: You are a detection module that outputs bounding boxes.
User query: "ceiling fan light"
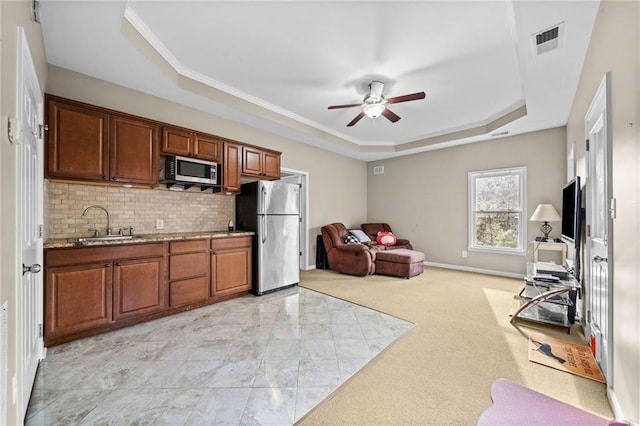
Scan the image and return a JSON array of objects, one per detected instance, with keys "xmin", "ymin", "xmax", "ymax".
[{"xmin": 363, "ymin": 103, "xmax": 385, "ymax": 118}]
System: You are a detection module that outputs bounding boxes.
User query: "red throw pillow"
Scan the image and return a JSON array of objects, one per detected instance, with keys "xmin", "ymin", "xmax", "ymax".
[{"xmin": 376, "ymin": 231, "xmax": 397, "ymax": 246}]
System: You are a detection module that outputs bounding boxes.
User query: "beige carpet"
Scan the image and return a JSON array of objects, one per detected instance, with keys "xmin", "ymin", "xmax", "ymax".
[{"xmin": 297, "ymin": 267, "xmax": 613, "ymax": 425}]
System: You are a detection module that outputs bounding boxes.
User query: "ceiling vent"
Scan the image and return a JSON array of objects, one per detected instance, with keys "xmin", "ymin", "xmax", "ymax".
[
  {"xmin": 533, "ymin": 23, "xmax": 564, "ymax": 56},
  {"xmin": 373, "ymin": 166, "xmax": 384, "ymax": 175}
]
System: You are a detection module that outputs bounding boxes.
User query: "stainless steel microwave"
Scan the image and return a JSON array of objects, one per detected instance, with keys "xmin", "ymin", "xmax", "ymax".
[{"xmin": 163, "ymin": 155, "xmax": 220, "ymax": 186}]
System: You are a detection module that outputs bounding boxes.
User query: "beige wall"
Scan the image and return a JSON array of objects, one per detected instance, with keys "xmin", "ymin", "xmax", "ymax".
[
  {"xmin": 367, "ymin": 127, "xmax": 566, "ymax": 275},
  {"xmin": 565, "ymin": 1, "xmax": 640, "ymax": 422},
  {"xmin": 46, "ymin": 66, "xmax": 368, "ymax": 263},
  {"xmin": 0, "ymin": 2, "xmax": 47, "ymax": 424}
]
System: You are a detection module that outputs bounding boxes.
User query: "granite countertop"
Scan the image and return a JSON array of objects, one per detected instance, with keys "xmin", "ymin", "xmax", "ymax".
[{"xmin": 44, "ymin": 230, "xmax": 255, "ymax": 249}]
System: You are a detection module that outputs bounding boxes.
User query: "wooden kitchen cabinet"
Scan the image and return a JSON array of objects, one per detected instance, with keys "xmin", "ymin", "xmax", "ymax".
[
  {"xmin": 45, "ymin": 95, "xmax": 159, "ymax": 187},
  {"xmin": 45, "ymin": 262, "xmax": 113, "ymax": 342},
  {"xmin": 168, "ymin": 240, "xmax": 209, "ymax": 307},
  {"xmin": 162, "ymin": 126, "xmax": 221, "ymax": 162},
  {"xmin": 211, "ymin": 237, "xmax": 252, "ymax": 297},
  {"xmin": 222, "ymin": 141, "xmax": 242, "ymax": 194},
  {"xmin": 46, "ymin": 96, "xmax": 109, "ymax": 181},
  {"xmin": 110, "ymin": 114, "xmax": 159, "ymax": 186},
  {"xmin": 113, "ymin": 257, "xmax": 165, "ymax": 320},
  {"xmin": 241, "ymin": 146, "xmax": 281, "ymax": 179},
  {"xmin": 44, "ymin": 242, "xmax": 165, "ymax": 345}
]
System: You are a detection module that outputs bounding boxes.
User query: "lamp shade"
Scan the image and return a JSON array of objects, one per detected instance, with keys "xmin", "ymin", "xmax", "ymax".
[{"xmin": 529, "ymin": 204, "xmax": 561, "ymax": 222}]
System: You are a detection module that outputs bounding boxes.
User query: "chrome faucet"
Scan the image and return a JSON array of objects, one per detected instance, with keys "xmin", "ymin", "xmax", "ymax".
[{"xmin": 82, "ymin": 205, "xmax": 112, "ymax": 236}]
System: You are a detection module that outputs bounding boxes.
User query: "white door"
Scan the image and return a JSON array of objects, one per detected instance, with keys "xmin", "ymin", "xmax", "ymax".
[
  {"xmin": 16, "ymin": 27, "xmax": 44, "ymax": 418},
  {"xmin": 585, "ymin": 73, "xmax": 611, "ymax": 383}
]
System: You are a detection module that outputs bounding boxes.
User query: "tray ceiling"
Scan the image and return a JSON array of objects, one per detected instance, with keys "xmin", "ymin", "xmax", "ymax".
[{"xmin": 39, "ymin": 1, "xmax": 599, "ymax": 161}]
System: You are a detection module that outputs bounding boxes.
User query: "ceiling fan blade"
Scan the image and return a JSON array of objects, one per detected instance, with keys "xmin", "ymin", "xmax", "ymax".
[
  {"xmin": 369, "ymin": 80, "xmax": 384, "ymax": 100},
  {"xmin": 347, "ymin": 111, "xmax": 366, "ymax": 127},
  {"xmin": 387, "ymin": 92, "xmax": 426, "ymax": 104},
  {"xmin": 328, "ymin": 103, "xmax": 362, "ymax": 110},
  {"xmin": 382, "ymin": 108, "xmax": 401, "ymax": 123}
]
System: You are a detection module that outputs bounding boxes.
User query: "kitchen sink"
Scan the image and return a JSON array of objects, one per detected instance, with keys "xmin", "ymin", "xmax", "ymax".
[{"xmin": 74, "ymin": 235, "xmax": 141, "ymax": 244}]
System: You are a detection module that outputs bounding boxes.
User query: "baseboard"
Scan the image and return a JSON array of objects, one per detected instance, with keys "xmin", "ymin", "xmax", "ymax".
[
  {"xmin": 607, "ymin": 387, "xmax": 632, "ymax": 424},
  {"xmin": 305, "ymin": 265, "xmax": 317, "ymax": 271},
  {"xmin": 424, "ymin": 261, "xmax": 525, "ymax": 279}
]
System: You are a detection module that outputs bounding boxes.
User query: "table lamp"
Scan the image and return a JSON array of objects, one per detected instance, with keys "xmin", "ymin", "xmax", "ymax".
[{"xmin": 530, "ymin": 204, "xmax": 561, "ymax": 241}]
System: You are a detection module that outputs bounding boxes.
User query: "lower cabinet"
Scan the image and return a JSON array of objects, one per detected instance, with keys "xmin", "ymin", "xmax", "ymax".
[
  {"xmin": 211, "ymin": 236, "xmax": 252, "ymax": 297},
  {"xmin": 168, "ymin": 240, "xmax": 209, "ymax": 307},
  {"xmin": 113, "ymin": 257, "xmax": 165, "ymax": 320},
  {"xmin": 44, "ymin": 243, "xmax": 165, "ymax": 345},
  {"xmin": 44, "ymin": 236, "xmax": 253, "ymax": 346},
  {"xmin": 45, "ymin": 262, "xmax": 113, "ymax": 340}
]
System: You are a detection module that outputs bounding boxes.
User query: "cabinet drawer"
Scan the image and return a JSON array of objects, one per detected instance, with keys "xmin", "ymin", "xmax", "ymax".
[
  {"xmin": 211, "ymin": 236, "xmax": 251, "ymax": 251},
  {"xmin": 170, "ymin": 239, "xmax": 208, "ymax": 254},
  {"xmin": 45, "ymin": 243, "xmax": 164, "ymax": 267},
  {"xmin": 170, "ymin": 252, "xmax": 208, "ymax": 280},
  {"xmin": 169, "ymin": 277, "xmax": 209, "ymax": 307}
]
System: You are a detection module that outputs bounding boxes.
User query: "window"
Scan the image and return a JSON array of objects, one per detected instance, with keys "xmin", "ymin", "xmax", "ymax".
[{"xmin": 468, "ymin": 167, "xmax": 526, "ymax": 254}]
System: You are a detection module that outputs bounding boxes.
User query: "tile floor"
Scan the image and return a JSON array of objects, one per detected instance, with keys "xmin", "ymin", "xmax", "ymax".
[{"xmin": 26, "ymin": 286, "xmax": 413, "ymax": 425}]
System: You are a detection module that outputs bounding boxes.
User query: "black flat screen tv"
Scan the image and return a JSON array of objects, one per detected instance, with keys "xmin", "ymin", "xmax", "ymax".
[{"xmin": 561, "ymin": 176, "xmax": 583, "ymax": 280}]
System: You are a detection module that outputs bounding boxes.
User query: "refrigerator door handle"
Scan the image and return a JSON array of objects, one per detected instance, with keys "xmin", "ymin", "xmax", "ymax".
[
  {"xmin": 262, "ymin": 214, "xmax": 267, "ymax": 244},
  {"xmin": 261, "ymin": 186, "xmax": 267, "ymax": 215}
]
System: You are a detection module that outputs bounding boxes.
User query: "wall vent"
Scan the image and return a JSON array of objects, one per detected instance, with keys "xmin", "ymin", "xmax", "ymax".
[
  {"xmin": 373, "ymin": 166, "xmax": 384, "ymax": 175},
  {"xmin": 490, "ymin": 131, "xmax": 509, "ymax": 137},
  {"xmin": 533, "ymin": 23, "xmax": 564, "ymax": 55}
]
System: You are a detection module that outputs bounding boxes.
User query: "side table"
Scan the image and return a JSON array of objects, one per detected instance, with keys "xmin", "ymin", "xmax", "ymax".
[{"xmin": 529, "ymin": 240, "xmax": 567, "ymax": 266}]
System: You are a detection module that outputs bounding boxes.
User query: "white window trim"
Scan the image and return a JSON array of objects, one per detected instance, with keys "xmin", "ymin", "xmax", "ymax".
[{"xmin": 468, "ymin": 166, "xmax": 527, "ymax": 255}]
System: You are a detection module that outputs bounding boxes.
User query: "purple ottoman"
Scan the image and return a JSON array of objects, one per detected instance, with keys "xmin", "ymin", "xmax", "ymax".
[{"xmin": 375, "ymin": 249, "xmax": 424, "ymax": 279}]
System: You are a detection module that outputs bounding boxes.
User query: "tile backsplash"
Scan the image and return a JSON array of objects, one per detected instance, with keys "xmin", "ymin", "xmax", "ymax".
[{"xmin": 45, "ymin": 181, "xmax": 234, "ymax": 239}]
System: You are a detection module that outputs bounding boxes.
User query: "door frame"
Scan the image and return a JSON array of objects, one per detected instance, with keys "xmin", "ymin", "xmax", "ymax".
[
  {"xmin": 584, "ymin": 72, "xmax": 613, "ymax": 386},
  {"xmin": 280, "ymin": 168, "xmax": 310, "ymax": 270}
]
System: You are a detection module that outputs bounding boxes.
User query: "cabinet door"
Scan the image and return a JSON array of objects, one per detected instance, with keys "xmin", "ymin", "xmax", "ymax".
[
  {"xmin": 242, "ymin": 146, "xmax": 263, "ymax": 176},
  {"xmin": 223, "ymin": 142, "xmax": 242, "ymax": 194},
  {"xmin": 45, "ymin": 263, "xmax": 113, "ymax": 342},
  {"xmin": 194, "ymin": 133, "xmax": 221, "ymax": 162},
  {"xmin": 162, "ymin": 126, "xmax": 192, "ymax": 157},
  {"xmin": 46, "ymin": 97, "xmax": 109, "ymax": 181},
  {"xmin": 262, "ymin": 151, "xmax": 281, "ymax": 179},
  {"xmin": 110, "ymin": 115, "xmax": 159, "ymax": 186},
  {"xmin": 211, "ymin": 243, "xmax": 251, "ymax": 298},
  {"xmin": 113, "ymin": 257, "xmax": 165, "ymax": 320}
]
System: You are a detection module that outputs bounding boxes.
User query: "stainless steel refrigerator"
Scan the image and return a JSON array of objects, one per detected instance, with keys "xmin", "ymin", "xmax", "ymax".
[{"xmin": 236, "ymin": 180, "xmax": 300, "ymax": 295}]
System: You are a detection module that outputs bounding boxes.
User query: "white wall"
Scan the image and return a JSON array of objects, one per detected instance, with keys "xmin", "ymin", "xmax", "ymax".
[{"xmin": 565, "ymin": 1, "xmax": 640, "ymax": 422}]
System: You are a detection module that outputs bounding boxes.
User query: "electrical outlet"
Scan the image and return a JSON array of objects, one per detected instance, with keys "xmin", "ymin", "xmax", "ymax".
[
  {"xmin": 155, "ymin": 219, "xmax": 164, "ymax": 230},
  {"xmin": 462, "ymin": 250, "xmax": 468, "ymax": 258}
]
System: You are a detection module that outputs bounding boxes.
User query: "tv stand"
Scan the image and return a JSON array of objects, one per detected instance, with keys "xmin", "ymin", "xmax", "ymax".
[{"xmin": 510, "ymin": 263, "xmax": 580, "ymax": 333}]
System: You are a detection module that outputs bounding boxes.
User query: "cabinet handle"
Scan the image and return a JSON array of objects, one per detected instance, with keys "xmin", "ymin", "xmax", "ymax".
[
  {"xmin": 102, "ymin": 176, "xmax": 108, "ymax": 180},
  {"xmin": 111, "ymin": 177, "xmax": 116, "ymax": 181},
  {"xmin": 115, "ymin": 262, "xmax": 121, "ymax": 266},
  {"xmin": 105, "ymin": 264, "xmax": 111, "ymax": 267}
]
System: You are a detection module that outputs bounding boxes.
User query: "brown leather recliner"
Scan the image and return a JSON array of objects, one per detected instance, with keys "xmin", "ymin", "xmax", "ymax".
[
  {"xmin": 360, "ymin": 223, "xmax": 413, "ymax": 250},
  {"xmin": 321, "ymin": 223, "xmax": 377, "ymax": 276}
]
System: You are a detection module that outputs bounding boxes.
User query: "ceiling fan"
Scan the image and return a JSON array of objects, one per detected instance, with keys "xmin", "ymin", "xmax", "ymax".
[{"xmin": 328, "ymin": 81, "xmax": 426, "ymax": 127}]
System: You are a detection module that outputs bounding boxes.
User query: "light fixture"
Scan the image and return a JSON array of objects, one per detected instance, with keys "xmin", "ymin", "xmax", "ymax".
[
  {"xmin": 530, "ymin": 203, "xmax": 562, "ymax": 241},
  {"xmin": 363, "ymin": 102, "xmax": 386, "ymax": 118}
]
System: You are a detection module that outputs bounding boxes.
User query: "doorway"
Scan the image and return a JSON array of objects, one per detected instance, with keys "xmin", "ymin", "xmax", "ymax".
[{"xmin": 280, "ymin": 168, "xmax": 309, "ymax": 270}]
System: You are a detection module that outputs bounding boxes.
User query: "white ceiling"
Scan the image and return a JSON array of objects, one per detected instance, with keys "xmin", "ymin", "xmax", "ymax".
[{"xmin": 38, "ymin": 0, "xmax": 600, "ymax": 161}]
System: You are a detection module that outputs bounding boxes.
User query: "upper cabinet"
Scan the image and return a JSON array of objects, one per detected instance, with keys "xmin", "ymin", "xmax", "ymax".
[
  {"xmin": 45, "ymin": 95, "xmax": 281, "ymax": 190},
  {"xmin": 46, "ymin": 95, "xmax": 159, "ymax": 187},
  {"xmin": 162, "ymin": 126, "xmax": 221, "ymax": 162},
  {"xmin": 242, "ymin": 146, "xmax": 281, "ymax": 180},
  {"xmin": 222, "ymin": 142, "xmax": 242, "ymax": 194}
]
